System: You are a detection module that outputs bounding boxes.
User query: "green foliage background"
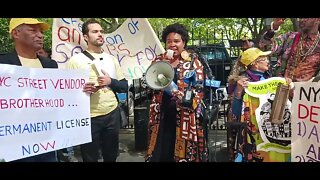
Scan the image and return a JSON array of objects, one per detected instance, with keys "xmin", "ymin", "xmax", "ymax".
[{"xmin": 0, "ymin": 18, "xmax": 295, "ymax": 53}]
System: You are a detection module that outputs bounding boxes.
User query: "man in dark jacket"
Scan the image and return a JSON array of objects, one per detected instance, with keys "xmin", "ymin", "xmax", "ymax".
[{"xmin": 0, "ymin": 18, "xmax": 58, "ymax": 162}]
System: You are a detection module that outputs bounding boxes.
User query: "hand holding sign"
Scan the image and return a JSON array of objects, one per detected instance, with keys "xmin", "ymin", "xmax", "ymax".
[
  {"xmin": 235, "ymin": 77, "xmax": 249, "ymax": 98},
  {"xmin": 83, "ymin": 82, "xmax": 98, "ymax": 95},
  {"xmin": 98, "ymin": 69, "xmax": 111, "ymax": 87}
]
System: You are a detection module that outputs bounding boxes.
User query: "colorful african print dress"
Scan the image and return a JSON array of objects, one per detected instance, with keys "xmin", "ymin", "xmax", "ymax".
[{"xmin": 145, "ymin": 56, "xmax": 208, "ymax": 162}]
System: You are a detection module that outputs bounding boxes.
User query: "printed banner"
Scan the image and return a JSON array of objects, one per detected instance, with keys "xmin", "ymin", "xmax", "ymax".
[
  {"xmin": 52, "ymin": 18, "xmax": 165, "ymax": 79},
  {"xmin": 291, "ymin": 82, "xmax": 320, "ymax": 162},
  {"xmin": 0, "ymin": 64, "xmax": 91, "ymax": 161},
  {"xmin": 245, "ymin": 77, "xmax": 291, "ymax": 153}
]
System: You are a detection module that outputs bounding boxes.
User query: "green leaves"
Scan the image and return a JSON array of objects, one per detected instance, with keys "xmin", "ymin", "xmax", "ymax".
[{"xmin": 0, "ymin": 18, "xmax": 295, "ymax": 54}]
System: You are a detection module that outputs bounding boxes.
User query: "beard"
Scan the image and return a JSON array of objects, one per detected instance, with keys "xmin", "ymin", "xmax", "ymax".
[
  {"xmin": 92, "ymin": 38, "xmax": 105, "ymax": 47},
  {"xmin": 93, "ymin": 41, "xmax": 104, "ymax": 47}
]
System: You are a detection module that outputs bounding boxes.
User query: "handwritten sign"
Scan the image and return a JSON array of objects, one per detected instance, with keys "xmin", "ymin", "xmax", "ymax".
[
  {"xmin": 52, "ymin": 18, "xmax": 165, "ymax": 79},
  {"xmin": 245, "ymin": 77, "xmax": 291, "ymax": 153},
  {"xmin": 0, "ymin": 64, "xmax": 91, "ymax": 161},
  {"xmin": 291, "ymin": 82, "xmax": 320, "ymax": 162}
]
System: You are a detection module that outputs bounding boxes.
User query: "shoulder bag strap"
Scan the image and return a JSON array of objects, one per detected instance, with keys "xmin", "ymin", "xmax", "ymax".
[
  {"xmin": 82, "ymin": 50, "xmax": 120, "ymax": 102},
  {"xmin": 82, "ymin": 50, "xmax": 95, "ymax": 60}
]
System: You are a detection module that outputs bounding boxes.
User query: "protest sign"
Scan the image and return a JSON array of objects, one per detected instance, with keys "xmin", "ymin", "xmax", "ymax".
[{"xmin": 0, "ymin": 64, "xmax": 91, "ymax": 161}]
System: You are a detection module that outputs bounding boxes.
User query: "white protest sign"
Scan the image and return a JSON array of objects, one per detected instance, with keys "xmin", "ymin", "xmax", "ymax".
[
  {"xmin": 52, "ymin": 18, "xmax": 165, "ymax": 79},
  {"xmin": 0, "ymin": 64, "xmax": 91, "ymax": 162},
  {"xmin": 291, "ymin": 82, "xmax": 320, "ymax": 162}
]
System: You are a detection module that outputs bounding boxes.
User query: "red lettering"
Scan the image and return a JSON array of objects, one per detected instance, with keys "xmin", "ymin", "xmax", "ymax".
[
  {"xmin": 58, "ymin": 26, "xmax": 81, "ymax": 45},
  {"xmin": 38, "ymin": 99, "xmax": 44, "ymax": 107},
  {"xmin": 9, "ymin": 99, "xmax": 16, "ymax": 108},
  {"xmin": 50, "ymin": 79, "xmax": 59, "ymax": 89},
  {"xmin": 310, "ymin": 106, "xmax": 320, "ymax": 124},
  {"xmin": 299, "ymin": 103, "xmax": 309, "ymax": 119},
  {"xmin": 58, "ymin": 26, "xmax": 70, "ymax": 42},
  {"xmin": 0, "ymin": 99, "xmax": 8, "ymax": 109}
]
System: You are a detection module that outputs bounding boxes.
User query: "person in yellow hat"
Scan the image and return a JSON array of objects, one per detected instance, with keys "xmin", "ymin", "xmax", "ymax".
[
  {"xmin": 227, "ymin": 47, "xmax": 292, "ymax": 162},
  {"xmin": 0, "ymin": 18, "xmax": 54, "ymax": 68},
  {"xmin": 226, "ymin": 47, "xmax": 272, "ymax": 161},
  {"xmin": 0, "ymin": 18, "xmax": 58, "ymax": 162}
]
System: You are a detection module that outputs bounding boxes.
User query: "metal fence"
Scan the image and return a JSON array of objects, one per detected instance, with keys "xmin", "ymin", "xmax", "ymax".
[
  {"xmin": 121, "ymin": 98, "xmax": 229, "ymax": 131},
  {"xmin": 208, "ymin": 100, "xmax": 228, "ymax": 130}
]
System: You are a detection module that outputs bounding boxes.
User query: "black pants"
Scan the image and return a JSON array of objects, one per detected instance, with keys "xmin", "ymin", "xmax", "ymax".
[
  {"xmin": 81, "ymin": 107, "xmax": 120, "ymax": 162},
  {"xmin": 150, "ymin": 93, "xmax": 177, "ymax": 162}
]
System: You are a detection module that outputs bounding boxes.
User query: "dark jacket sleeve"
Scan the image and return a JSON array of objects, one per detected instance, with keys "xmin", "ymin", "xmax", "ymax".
[{"xmin": 109, "ymin": 78, "xmax": 128, "ymax": 93}]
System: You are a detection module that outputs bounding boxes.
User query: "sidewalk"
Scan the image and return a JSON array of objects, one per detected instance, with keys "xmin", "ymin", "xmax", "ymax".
[
  {"xmin": 70, "ymin": 128, "xmax": 227, "ymax": 162},
  {"xmin": 69, "ymin": 129, "xmax": 145, "ymax": 162},
  {"xmin": 117, "ymin": 129, "xmax": 146, "ymax": 162},
  {"xmin": 117, "ymin": 128, "xmax": 228, "ymax": 162},
  {"xmin": 208, "ymin": 129, "xmax": 228, "ymax": 162}
]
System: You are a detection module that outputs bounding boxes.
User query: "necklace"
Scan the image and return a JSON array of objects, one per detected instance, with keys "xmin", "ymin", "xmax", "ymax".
[
  {"xmin": 289, "ymin": 32, "xmax": 320, "ymax": 79},
  {"xmin": 297, "ymin": 32, "xmax": 320, "ymax": 60}
]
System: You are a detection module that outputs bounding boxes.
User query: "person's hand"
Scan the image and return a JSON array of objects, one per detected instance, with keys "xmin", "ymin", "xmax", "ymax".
[
  {"xmin": 272, "ymin": 18, "xmax": 286, "ymax": 31},
  {"xmin": 83, "ymin": 82, "xmax": 98, "ymax": 95},
  {"xmin": 172, "ymin": 89, "xmax": 184, "ymax": 100},
  {"xmin": 285, "ymin": 77, "xmax": 294, "ymax": 89},
  {"xmin": 97, "ymin": 69, "xmax": 111, "ymax": 87},
  {"xmin": 236, "ymin": 77, "xmax": 249, "ymax": 98},
  {"xmin": 151, "ymin": 54, "xmax": 164, "ymax": 64},
  {"xmin": 285, "ymin": 77, "xmax": 292, "ymax": 85},
  {"xmin": 237, "ymin": 77, "xmax": 249, "ymax": 90},
  {"xmin": 165, "ymin": 49, "xmax": 174, "ymax": 59}
]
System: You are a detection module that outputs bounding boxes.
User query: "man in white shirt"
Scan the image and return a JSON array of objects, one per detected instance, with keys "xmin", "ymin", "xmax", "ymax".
[{"xmin": 67, "ymin": 19, "xmax": 128, "ymax": 162}]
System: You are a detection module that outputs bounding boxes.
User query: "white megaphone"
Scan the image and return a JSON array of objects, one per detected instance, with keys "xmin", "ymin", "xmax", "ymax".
[{"xmin": 145, "ymin": 61, "xmax": 177, "ymax": 95}]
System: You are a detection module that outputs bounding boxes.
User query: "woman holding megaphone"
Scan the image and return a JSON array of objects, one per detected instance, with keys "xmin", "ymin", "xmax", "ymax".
[{"xmin": 145, "ymin": 23, "xmax": 208, "ymax": 162}]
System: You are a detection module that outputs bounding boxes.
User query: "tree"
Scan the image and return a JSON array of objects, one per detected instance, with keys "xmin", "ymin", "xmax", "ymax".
[
  {"xmin": 0, "ymin": 18, "xmax": 12, "ymax": 52},
  {"xmin": 79, "ymin": 18, "xmax": 125, "ymax": 33},
  {"xmin": 147, "ymin": 18, "xmax": 295, "ymax": 57},
  {"xmin": 0, "ymin": 18, "xmax": 295, "ymax": 54}
]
